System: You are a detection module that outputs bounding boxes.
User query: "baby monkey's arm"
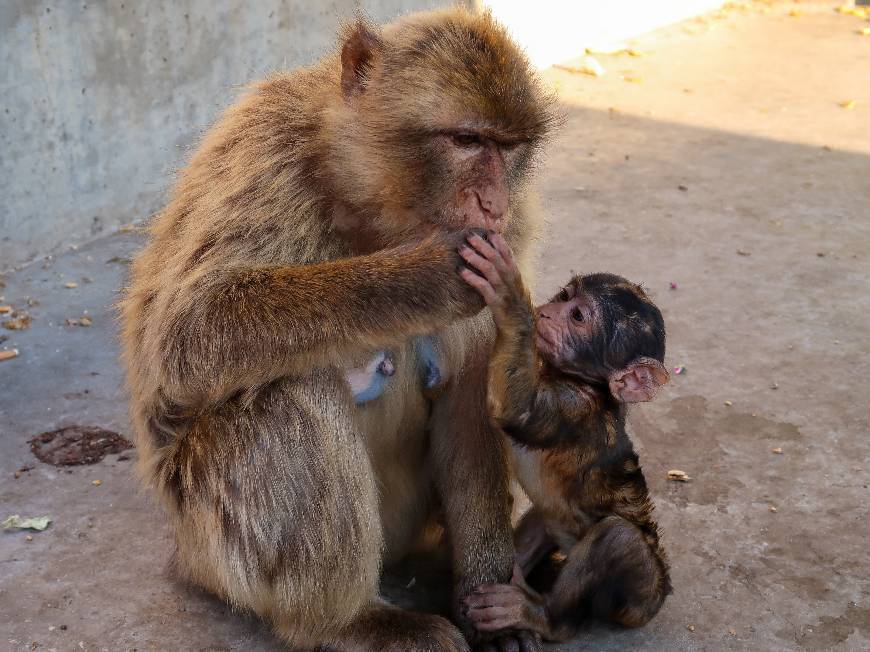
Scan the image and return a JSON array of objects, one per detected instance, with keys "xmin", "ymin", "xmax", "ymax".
[{"xmin": 459, "ymin": 233, "xmax": 586, "ymax": 446}]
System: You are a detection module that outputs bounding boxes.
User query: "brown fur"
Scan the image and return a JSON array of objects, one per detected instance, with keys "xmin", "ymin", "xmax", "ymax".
[
  {"xmin": 120, "ymin": 7, "xmax": 554, "ymax": 650},
  {"xmin": 457, "ymin": 245, "xmax": 671, "ymax": 642}
]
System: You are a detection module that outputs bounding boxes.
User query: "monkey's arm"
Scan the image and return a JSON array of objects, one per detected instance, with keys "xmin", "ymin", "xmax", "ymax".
[
  {"xmin": 488, "ymin": 286, "xmax": 593, "ymax": 448},
  {"xmin": 155, "ymin": 233, "xmax": 479, "ymax": 404}
]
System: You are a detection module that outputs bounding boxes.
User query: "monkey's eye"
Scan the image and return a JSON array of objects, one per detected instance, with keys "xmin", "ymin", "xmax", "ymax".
[
  {"xmin": 451, "ymin": 132, "xmax": 482, "ymax": 148},
  {"xmin": 559, "ymin": 288, "xmax": 569, "ymax": 302},
  {"xmin": 571, "ymin": 308, "xmax": 584, "ymax": 323}
]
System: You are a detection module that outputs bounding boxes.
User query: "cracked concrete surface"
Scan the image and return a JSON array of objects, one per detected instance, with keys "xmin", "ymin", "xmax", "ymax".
[{"xmin": 1, "ymin": 3, "xmax": 868, "ymax": 650}]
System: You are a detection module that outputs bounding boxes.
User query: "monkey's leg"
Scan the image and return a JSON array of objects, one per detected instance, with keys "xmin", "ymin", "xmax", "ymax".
[
  {"xmin": 467, "ymin": 516, "xmax": 668, "ymax": 641},
  {"xmin": 427, "ymin": 338, "xmax": 539, "ymax": 651},
  {"xmin": 513, "ymin": 508, "xmax": 558, "ymax": 576},
  {"xmin": 165, "ymin": 373, "xmax": 466, "ymax": 651},
  {"xmin": 543, "ymin": 516, "xmax": 669, "ymax": 637}
]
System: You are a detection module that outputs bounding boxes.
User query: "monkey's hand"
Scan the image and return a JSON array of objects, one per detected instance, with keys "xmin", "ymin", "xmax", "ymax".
[
  {"xmin": 458, "ymin": 231, "xmax": 528, "ymax": 328},
  {"xmin": 464, "ymin": 579, "xmax": 549, "ymax": 646}
]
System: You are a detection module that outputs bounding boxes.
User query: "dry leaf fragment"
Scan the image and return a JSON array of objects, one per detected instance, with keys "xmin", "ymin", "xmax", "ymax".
[
  {"xmin": 769, "ymin": 506, "xmax": 778, "ymax": 513},
  {"xmin": 0, "ymin": 349, "xmax": 19, "ymax": 362},
  {"xmin": 555, "ymin": 56, "xmax": 605, "ymax": 77},
  {"xmin": 839, "ymin": 100, "xmax": 856, "ymax": 110},
  {"xmin": 3, "ymin": 311, "xmax": 32, "ymax": 330},
  {"xmin": 772, "ymin": 447, "xmax": 783, "ymax": 454},
  {"xmin": 667, "ymin": 469, "xmax": 691, "ymax": 482},
  {"xmin": 687, "ymin": 624, "xmax": 695, "ymax": 632},
  {"xmin": 91, "ymin": 479, "xmax": 102, "ymax": 487},
  {"xmin": 0, "ymin": 305, "xmax": 10, "ymax": 314},
  {"xmin": 2, "ymin": 515, "xmax": 51, "ymax": 531},
  {"xmin": 736, "ymin": 249, "xmax": 751, "ymax": 256},
  {"xmin": 621, "ymin": 74, "xmax": 644, "ymax": 84},
  {"xmin": 64, "ymin": 282, "xmax": 78, "ymax": 289}
]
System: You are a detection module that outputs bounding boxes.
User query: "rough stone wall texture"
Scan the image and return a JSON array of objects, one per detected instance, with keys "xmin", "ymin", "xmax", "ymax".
[{"xmin": 0, "ymin": 0, "xmax": 447, "ymax": 269}]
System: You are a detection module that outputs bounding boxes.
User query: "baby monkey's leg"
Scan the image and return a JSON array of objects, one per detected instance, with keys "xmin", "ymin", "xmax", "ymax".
[
  {"xmin": 467, "ymin": 515, "xmax": 667, "ymax": 641},
  {"xmin": 513, "ymin": 508, "xmax": 558, "ymax": 576},
  {"xmin": 546, "ymin": 516, "xmax": 668, "ymax": 635}
]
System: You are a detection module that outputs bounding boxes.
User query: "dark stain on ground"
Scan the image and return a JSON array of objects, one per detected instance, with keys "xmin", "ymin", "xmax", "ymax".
[
  {"xmin": 777, "ymin": 602, "xmax": 870, "ymax": 649},
  {"xmin": 29, "ymin": 425, "xmax": 133, "ymax": 466}
]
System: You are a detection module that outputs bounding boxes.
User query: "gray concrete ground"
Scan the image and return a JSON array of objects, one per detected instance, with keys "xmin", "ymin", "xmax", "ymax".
[{"xmin": 2, "ymin": 2, "xmax": 869, "ymax": 650}]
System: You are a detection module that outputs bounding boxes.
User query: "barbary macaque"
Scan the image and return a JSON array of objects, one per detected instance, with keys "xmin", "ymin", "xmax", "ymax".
[
  {"xmin": 121, "ymin": 7, "xmax": 555, "ymax": 650},
  {"xmin": 458, "ymin": 232, "xmax": 672, "ymax": 641}
]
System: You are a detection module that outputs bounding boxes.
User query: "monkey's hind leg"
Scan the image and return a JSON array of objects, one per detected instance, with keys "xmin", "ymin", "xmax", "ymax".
[
  {"xmin": 546, "ymin": 516, "xmax": 669, "ymax": 636},
  {"xmin": 166, "ymin": 375, "xmax": 466, "ymax": 651}
]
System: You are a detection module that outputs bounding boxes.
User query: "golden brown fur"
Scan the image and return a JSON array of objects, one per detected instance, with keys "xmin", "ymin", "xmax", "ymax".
[{"xmin": 121, "ymin": 7, "xmax": 554, "ymax": 650}]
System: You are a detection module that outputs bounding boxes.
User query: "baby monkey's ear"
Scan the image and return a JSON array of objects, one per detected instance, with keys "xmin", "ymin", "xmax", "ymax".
[{"xmin": 608, "ymin": 357, "xmax": 670, "ymax": 404}]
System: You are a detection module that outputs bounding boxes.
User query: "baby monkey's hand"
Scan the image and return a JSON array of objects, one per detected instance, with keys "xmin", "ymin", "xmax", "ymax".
[{"xmin": 458, "ymin": 231, "xmax": 524, "ymax": 326}]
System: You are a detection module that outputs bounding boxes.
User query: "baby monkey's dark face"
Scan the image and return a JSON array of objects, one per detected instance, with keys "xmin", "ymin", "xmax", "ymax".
[{"xmin": 535, "ymin": 273, "xmax": 666, "ymax": 383}]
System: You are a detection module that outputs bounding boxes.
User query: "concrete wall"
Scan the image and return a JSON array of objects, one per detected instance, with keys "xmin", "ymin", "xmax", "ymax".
[{"xmin": 0, "ymin": 0, "xmax": 447, "ymax": 270}]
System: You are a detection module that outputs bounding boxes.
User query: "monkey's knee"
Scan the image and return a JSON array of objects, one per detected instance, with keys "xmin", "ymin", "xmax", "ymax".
[
  {"xmin": 170, "ymin": 387, "xmax": 385, "ymax": 646},
  {"xmin": 585, "ymin": 517, "xmax": 668, "ymax": 628}
]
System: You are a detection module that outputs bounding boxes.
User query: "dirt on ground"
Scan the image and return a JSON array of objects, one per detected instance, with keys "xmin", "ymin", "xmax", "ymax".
[{"xmin": 1, "ymin": 2, "xmax": 868, "ymax": 650}]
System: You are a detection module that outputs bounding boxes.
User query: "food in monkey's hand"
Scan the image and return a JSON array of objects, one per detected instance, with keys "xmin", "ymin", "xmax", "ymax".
[{"xmin": 459, "ymin": 232, "xmax": 672, "ymax": 641}]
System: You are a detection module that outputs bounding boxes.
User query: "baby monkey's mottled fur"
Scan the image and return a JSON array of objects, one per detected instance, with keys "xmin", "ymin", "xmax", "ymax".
[{"xmin": 459, "ymin": 233, "xmax": 672, "ymax": 642}]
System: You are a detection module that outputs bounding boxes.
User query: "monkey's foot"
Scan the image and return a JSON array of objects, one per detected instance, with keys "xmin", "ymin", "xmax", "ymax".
[{"xmin": 336, "ymin": 603, "xmax": 469, "ymax": 652}]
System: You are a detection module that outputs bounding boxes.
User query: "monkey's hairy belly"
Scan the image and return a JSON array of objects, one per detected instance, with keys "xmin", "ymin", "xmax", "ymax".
[{"xmin": 347, "ymin": 339, "xmax": 435, "ymax": 563}]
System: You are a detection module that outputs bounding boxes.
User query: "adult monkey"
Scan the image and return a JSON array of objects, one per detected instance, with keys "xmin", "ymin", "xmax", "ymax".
[{"xmin": 121, "ymin": 8, "xmax": 554, "ymax": 651}]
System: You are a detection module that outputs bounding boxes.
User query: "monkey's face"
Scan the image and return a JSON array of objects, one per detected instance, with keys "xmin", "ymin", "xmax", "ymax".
[
  {"xmin": 419, "ymin": 131, "xmax": 533, "ymax": 233},
  {"xmin": 535, "ymin": 274, "xmax": 666, "ymax": 382},
  {"xmin": 337, "ymin": 12, "xmax": 556, "ymax": 242},
  {"xmin": 535, "ymin": 280, "xmax": 597, "ymax": 376}
]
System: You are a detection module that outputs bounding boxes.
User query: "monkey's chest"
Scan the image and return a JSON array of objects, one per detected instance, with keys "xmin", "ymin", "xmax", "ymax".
[{"xmin": 510, "ymin": 444, "xmax": 596, "ymax": 544}]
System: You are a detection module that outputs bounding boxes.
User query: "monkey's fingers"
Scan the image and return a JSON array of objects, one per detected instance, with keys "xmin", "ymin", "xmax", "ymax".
[
  {"xmin": 489, "ymin": 233, "xmax": 519, "ymax": 276},
  {"xmin": 468, "ymin": 609, "xmax": 521, "ymax": 633},
  {"xmin": 466, "ymin": 233, "xmax": 513, "ymax": 279},
  {"xmin": 459, "ymin": 246, "xmax": 504, "ymax": 290},
  {"xmin": 460, "ymin": 268, "xmax": 498, "ymax": 305}
]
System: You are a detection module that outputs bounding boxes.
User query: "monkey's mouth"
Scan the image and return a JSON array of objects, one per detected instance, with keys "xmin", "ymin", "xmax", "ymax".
[{"xmin": 535, "ymin": 323, "xmax": 556, "ymax": 349}]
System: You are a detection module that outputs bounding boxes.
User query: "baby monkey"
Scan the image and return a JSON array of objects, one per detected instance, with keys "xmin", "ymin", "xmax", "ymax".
[{"xmin": 458, "ymin": 232, "xmax": 672, "ymax": 642}]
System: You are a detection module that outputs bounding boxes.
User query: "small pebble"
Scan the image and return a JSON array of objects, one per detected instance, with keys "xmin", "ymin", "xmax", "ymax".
[
  {"xmin": 64, "ymin": 282, "xmax": 78, "ymax": 289},
  {"xmin": 687, "ymin": 624, "xmax": 695, "ymax": 632},
  {"xmin": 769, "ymin": 506, "xmax": 778, "ymax": 513},
  {"xmin": 724, "ymin": 400, "xmax": 733, "ymax": 407},
  {"xmin": 772, "ymin": 447, "xmax": 783, "ymax": 454},
  {"xmin": 770, "ymin": 382, "xmax": 778, "ymax": 390},
  {"xmin": 25, "ymin": 535, "xmax": 33, "ymax": 542}
]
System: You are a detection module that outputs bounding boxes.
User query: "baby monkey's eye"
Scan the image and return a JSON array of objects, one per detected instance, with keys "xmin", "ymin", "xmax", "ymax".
[
  {"xmin": 559, "ymin": 288, "xmax": 570, "ymax": 301},
  {"xmin": 571, "ymin": 308, "xmax": 584, "ymax": 323}
]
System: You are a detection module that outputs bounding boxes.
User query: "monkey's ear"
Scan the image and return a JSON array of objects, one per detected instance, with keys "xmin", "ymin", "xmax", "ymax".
[
  {"xmin": 341, "ymin": 20, "xmax": 382, "ymax": 101},
  {"xmin": 608, "ymin": 357, "xmax": 669, "ymax": 404}
]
